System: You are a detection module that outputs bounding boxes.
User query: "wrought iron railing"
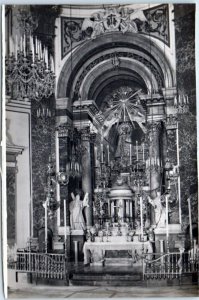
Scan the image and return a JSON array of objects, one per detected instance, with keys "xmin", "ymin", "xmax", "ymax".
[
  {"xmin": 15, "ymin": 252, "xmax": 67, "ymax": 281},
  {"xmin": 142, "ymin": 249, "xmax": 199, "ymax": 280}
]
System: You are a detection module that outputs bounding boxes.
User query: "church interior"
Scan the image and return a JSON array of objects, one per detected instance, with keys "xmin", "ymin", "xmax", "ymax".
[{"xmin": 5, "ymin": 3, "xmax": 198, "ymax": 289}]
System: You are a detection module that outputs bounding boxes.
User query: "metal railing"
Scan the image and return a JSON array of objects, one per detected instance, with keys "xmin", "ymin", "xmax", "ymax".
[
  {"xmin": 16, "ymin": 252, "xmax": 67, "ymax": 282},
  {"xmin": 142, "ymin": 249, "xmax": 199, "ymax": 280}
]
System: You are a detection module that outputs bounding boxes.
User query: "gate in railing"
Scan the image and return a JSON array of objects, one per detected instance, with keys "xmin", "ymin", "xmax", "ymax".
[
  {"xmin": 142, "ymin": 249, "xmax": 199, "ymax": 281},
  {"xmin": 16, "ymin": 252, "xmax": 67, "ymax": 282}
]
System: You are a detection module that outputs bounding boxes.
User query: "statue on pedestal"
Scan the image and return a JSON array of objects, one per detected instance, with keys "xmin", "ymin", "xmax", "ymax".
[
  {"xmin": 69, "ymin": 192, "xmax": 89, "ymax": 230},
  {"xmin": 148, "ymin": 191, "xmax": 166, "ymax": 228}
]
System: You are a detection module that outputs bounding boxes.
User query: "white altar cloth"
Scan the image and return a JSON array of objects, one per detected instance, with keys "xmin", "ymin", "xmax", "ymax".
[{"xmin": 83, "ymin": 241, "xmax": 152, "ymax": 265}]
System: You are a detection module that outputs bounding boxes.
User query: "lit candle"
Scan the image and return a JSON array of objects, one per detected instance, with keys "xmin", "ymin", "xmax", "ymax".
[
  {"xmin": 136, "ymin": 141, "xmax": 138, "ymax": 161},
  {"xmin": 187, "ymin": 198, "xmax": 193, "ymax": 244},
  {"xmin": 107, "ymin": 145, "xmax": 110, "ymax": 164},
  {"xmin": 130, "ymin": 144, "xmax": 132, "ymax": 165},
  {"xmin": 142, "ymin": 143, "xmax": 145, "ymax": 162}
]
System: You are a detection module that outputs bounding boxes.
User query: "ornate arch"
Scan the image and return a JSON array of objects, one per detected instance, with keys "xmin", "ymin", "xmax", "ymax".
[{"xmin": 57, "ymin": 32, "xmax": 175, "ymax": 106}]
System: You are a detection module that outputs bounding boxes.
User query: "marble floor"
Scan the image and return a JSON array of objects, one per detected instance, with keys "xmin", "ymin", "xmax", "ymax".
[{"xmin": 6, "ymin": 270, "xmax": 199, "ymax": 298}]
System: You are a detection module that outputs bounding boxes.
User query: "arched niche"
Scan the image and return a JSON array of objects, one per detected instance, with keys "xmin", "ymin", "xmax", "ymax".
[{"xmin": 57, "ymin": 32, "xmax": 175, "ymax": 107}]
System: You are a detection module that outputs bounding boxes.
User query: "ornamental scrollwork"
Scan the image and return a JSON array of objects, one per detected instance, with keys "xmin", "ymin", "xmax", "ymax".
[{"xmin": 61, "ymin": 4, "xmax": 169, "ymax": 58}]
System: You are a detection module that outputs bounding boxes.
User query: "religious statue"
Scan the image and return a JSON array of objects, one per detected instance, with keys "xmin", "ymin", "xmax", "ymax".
[
  {"xmin": 69, "ymin": 192, "xmax": 89, "ymax": 230},
  {"xmin": 148, "ymin": 191, "xmax": 166, "ymax": 228}
]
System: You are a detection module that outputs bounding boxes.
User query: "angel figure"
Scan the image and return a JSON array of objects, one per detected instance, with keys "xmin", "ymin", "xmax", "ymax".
[{"xmin": 69, "ymin": 192, "xmax": 89, "ymax": 230}]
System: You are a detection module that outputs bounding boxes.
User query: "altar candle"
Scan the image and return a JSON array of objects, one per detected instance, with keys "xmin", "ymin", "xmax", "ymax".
[
  {"xmin": 23, "ymin": 34, "xmax": 26, "ymax": 57},
  {"xmin": 64, "ymin": 199, "xmax": 67, "ymax": 242},
  {"xmin": 9, "ymin": 36, "xmax": 13, "ymax": 54},
  {"xmin": 15, "ymin": 35, "xmax": 18, "ymax": 60},
  {"xmin": 136, "ymin": 141, "xmax": 138, "ymax": 161},
  {"xmin": 165, "ymin": 194, "xmax": 169, "ymax": 243},
  {"xmin": 35, "ymin": 37, "xmax": 38, "ymax": 55},
  {"xmin": 32, "ymin": 37, "xmax": 35, "ymax": 63},
  {"xmin": 187, "ymin": 198, "xmax": 193, "ymax": 244},
  {"xmin": 50, "ymin": 55, "xmax": 55, "ymax": 73},
  {"xmin": 20, "ymin": 36, "xmax": 23, "ymax": 52},
  {"xmin": 45, "ymin": 200, "xmax": 48, "ymax": 253},
  {"xmin": 130, "ymin": 144, "xmax": 132, "ymax": 165},
  {"xmin": 140, "ymin": 196, "xmax": 143, "ymax": 238},
  {"xmin": 46, "ymin": 47, "xmax": 49, "ymax": 69},
  {"xmin": 107, "ymin": 145, "xmax": 110, "ymax": 164},
  {"xmin": 142, "ymin": 143, "xmax": 145, "ymax": 162}
]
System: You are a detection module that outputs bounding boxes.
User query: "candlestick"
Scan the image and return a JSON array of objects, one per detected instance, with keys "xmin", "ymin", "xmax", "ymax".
[
  {"xmin": 187, "ymin": 198, "xmax": 193, "ymax": 246},
  {"xmin": 64, "ymin": 199, "xmax": 67, "ymax": 258},
  {"xmin": 142, "ymin": 143, "xmax": 145, "ymax": 162},
  {"xmin": 140, "ymin": 196, "xmax": 143, "ymax": 238},
  {"xmin": 136, "ymin": 141, "xmax": 138, "ymax": 161},
  {"xmin": 45, "ymin": 200, "xmax": 48, "ymax": 253},
  {"xmin": 130, "ymin": 144, "xmax": 132, "ymax": 165},
  {"xmin": 165, "ymin": 194, "xmax": 169, "ymax": 252}
]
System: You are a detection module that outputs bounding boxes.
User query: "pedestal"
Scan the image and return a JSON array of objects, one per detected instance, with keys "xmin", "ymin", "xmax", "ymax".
[{"xmin": 71, "ymin": 230, "xmax": 85, "ymax": 262}]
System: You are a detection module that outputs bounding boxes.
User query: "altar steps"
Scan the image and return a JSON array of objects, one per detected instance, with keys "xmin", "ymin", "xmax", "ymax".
[{"xmin": 70, "ymin": 265, "xmax": 146, "ymax": 286}]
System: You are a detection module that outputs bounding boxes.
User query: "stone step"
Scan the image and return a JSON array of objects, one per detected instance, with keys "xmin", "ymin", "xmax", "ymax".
[
  {"xmin": 72, "ymin": 273, "xmax": 142, "ymax": 281},
  {"xmin": 70, "ymin": 279, "xmax": 146, "ymax": 286}
]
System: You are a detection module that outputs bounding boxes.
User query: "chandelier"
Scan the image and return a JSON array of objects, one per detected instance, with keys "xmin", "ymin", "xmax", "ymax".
[
  {"xmin": 174, "ymin": 91, "xmax": 189, "ymax": 114},
  {"xmin": 5, "ymin": 9, "xmax": 55, "ymax": 102}
]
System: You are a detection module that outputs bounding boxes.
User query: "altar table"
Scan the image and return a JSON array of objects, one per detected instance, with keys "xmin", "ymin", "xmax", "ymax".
[{"xmin": 83, "ymin": 241, "xmax": 152, "ymax": 265}]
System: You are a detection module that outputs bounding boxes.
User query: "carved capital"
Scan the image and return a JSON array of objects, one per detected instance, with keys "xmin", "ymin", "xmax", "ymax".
[
  {"xmin": 165, "ymin": 115, "xmax": 178, "ymax": 130},
  {"xmin": 57, "ymin": 124, "xmax": 72, "ymax": 138},
  {"xmin": 81, "ymin": 127, "xmax": 91, "ymax": 142},
  {"xmin": 147, "ymin": 122, "xmax": 162, "ymax": 135}
]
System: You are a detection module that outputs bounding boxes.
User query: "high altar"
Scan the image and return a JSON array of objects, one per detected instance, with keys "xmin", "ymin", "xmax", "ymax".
[{"xmin": 5, "ymin": 4, "xmax": 196, "ymax": 270}]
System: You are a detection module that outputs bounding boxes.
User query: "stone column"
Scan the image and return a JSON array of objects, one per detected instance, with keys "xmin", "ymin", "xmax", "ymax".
[
  {"xmin": 146, "ymin": 122, "xmax": 162, "ymax": 194},
  {"xmin": 56, "ymin": 124, "xmax": 72, "ymax": 257},
  {"xmin": 57, "ymin": 124, "xmax": 72, "ymax": 227},
  {"xmin": 81, "ymin": 127, "xmax": 93, "ymax": 227}
]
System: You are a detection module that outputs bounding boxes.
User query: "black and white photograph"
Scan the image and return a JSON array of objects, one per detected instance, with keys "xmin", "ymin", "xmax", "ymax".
[{"xmin": 3, "ymin": 3, "xmax": 199, "ymax": 298}]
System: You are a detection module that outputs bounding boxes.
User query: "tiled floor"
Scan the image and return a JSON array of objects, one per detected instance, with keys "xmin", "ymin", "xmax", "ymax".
[{"xmin": 6, "ymin": 270, "xmax": 199, "ymax": 298}]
